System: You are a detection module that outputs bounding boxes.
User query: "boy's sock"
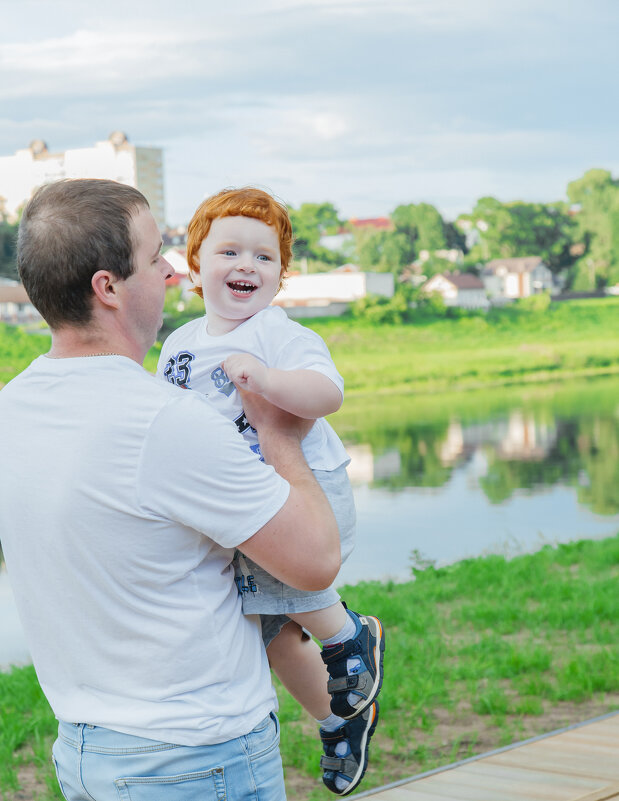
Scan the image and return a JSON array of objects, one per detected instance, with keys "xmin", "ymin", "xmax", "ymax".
[
  {"xmin": 316, "ymin": 712, "xmax": 346, "ymax": 732},
  {"xmin": 320, "ymin": 611, "xmax": 358, "ymax": 648}
]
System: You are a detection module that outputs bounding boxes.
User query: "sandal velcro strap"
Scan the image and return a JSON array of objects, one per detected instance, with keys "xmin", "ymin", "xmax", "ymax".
[
  {"xmin": 320, "ymin": 639, "xmax": 360, "ymax": 666},
  {"xmin": 327, "ymin": 675, "xmax": 359, "ymax": 693},
  {"xmin": 320, "ymin": 755, "xmax": 348, "ymax": 772}
]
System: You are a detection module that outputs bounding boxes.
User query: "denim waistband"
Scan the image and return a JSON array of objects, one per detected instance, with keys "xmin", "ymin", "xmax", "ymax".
[{"xmin": 58, "ymin": 721, "xmax": 182, "ymax": 755}]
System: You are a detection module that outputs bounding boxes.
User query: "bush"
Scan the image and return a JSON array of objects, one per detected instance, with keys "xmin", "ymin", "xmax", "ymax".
[
  {"xmin": 350, "ymin": 292, "xmax": 410, "ymax": 324},
  {"xmin": 515, "ymin": 292, "xmax": 552, "ymax": 313}
]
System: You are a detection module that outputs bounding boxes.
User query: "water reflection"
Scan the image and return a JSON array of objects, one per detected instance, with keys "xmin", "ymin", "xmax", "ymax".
[
  {"xmin": 333, "ymin": 379, "xmax": 619, "ymax": 586},
  {"xmin": 345, "ymin": 407, "xmax": 618, "ymax": 517}
]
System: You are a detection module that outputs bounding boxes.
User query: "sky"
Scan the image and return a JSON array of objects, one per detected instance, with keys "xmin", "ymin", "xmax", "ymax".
[{"xmin": 1, "ymin": 0, "xmax": 618, "ymax": 226}]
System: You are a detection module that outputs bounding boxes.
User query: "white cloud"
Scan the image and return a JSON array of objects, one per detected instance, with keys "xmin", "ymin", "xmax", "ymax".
[{"xmin": 0, "ymin": 29, "xmax": 215, "ymax": 99}]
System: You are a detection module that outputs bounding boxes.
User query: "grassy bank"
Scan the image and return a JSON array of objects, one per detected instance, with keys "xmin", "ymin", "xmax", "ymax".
[
  {"xmin": 1, "ymin": 297, "xmax": 618, "ymax": 392},
  {"xmin": 2, "ymin": 535, "xmax": 618, "ymax": 800},
  {"xmin": 313, "ymin": 297, "xmax": 619, "ymax": 395}
]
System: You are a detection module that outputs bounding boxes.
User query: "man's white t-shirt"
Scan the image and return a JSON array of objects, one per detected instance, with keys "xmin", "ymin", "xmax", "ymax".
[
  {"xmin": 0, "ymin": 355, "xmax": 290, "ymax": 746},
  {"xmin": 158, "ymin": 306, "xmax": 349, "ymax": 471}
]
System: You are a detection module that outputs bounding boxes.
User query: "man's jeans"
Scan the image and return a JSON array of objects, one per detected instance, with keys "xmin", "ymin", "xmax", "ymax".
[{"xmin": 52, "ymin": 714, "xmax": 286, "ymax": 800}]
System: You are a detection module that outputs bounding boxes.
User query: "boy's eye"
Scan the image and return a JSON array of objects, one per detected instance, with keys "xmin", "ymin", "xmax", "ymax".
[
  {"xmin": 223, "ymin": 250, "xmax": 236, "ymax": 256},
  {"xmin": 257, "ymin": 254, "xmax": 270, "ymax": 261}
]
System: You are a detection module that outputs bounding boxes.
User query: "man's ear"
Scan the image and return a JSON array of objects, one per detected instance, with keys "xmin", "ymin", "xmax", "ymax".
[{"xmin": 91, "ymin": 270, "xmax": 122, "ymax": 310}]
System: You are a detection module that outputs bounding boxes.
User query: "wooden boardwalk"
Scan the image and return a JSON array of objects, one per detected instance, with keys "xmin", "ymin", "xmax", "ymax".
[{"xmin": 350, "ymin": 711, "xmax": 619, "ymax": 801}]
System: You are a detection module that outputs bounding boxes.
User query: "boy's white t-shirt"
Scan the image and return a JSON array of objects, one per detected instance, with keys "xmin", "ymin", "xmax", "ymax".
[
  {"xmin": 157, "ymin": 306, "xmax": 350, "ymax": 471},
  {"xmin": 0, "ymin": 355, "xmax": 289, "ymax": 746}
]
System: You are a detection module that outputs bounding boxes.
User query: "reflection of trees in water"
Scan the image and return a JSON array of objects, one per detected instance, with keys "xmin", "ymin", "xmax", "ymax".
[
  {"xmin": 480, "ymin": 417, "xmax": 618, "ymax": 515},
  {"xmin": 576, "ymin": 418, "xmax": 619, "ymax": 515},
  {"xmin": 352, "ymin": 422, "xmax": 453, "ymax": 489},
  {"xmin": 350, "ymin": 413, "xmax": 619, "ymax": 516},
  {"xmin": 480, "ymin": 420, "xmax": 580, "ymax": 504}
]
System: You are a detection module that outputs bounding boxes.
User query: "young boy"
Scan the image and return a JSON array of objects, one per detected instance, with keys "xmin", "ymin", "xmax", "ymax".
[{"xmin": 157, "ymin": 187, "xmax": 385, "ymax": 795}]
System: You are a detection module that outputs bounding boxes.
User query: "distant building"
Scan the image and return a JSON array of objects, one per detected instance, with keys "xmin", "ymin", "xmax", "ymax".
[
  {"xmin": 0, "ymin": 280, "xmax": 40, "ymax": 324},
  {"xmin": 417, "ymin": 248, "xmax": 464, "ymax": 266},
  {"xmin": 348, "ymin": 217, "xmax": 393, "ymax": 231},
  {"xmin": 482, "ymin": 256, "xmax": 554, "ymax": 300},
  {"xmin": 318, "ymin": 231, "xmax": 355, "ymax": 254},
  {"xmin": 0, "ymin": 132, "xmax": 166, "ymax": 227},
  {"xmin": 163, "ymin": 226, "xmax": 188, "ymax": 248},
  {"xmin": 273, "ymin": 268, "xmax": 395, "ymax": 318},
  {"xmin": 421, "ymin": 272, "xmax": 489, "ymax": 309},
  {"xmin": 162, "ymin": 247, "xmax": 190, "ymax": 276}
]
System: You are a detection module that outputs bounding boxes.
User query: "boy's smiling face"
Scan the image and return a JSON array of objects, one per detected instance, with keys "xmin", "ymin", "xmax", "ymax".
[{"xmin": 194, "ymin": 215, "xmax": 283, "ymax": 335}]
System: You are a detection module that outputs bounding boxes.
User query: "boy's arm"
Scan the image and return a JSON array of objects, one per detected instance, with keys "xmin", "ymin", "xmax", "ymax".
[{"xmin": 223, "ymin": 353, "xmax": 342, "ymax": 419}]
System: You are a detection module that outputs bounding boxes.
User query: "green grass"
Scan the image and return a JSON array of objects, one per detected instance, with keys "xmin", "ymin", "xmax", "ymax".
[
  {"xmin": 311, "ymin": 297, "xmax": 619, "ymax": 395},
  {"xmin": 0, "ymin": 666, "xmax": 62, "ymax": 799},
  {"xmin": 275, "ymin": 534, "xmax": 619, "ymax": 798},
  {"xmin": 2, "ymin": 297, "xmax": 618, "ymax": 392},
  {"xmin": 3, "ymin": 535, "xmax": 617, "ymax": 800}
]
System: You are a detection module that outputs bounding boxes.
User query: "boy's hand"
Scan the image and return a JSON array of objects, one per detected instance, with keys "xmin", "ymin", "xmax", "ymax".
[{"xmin": 223, "ymin": 353, "xmax": 269, "ymax": 395}]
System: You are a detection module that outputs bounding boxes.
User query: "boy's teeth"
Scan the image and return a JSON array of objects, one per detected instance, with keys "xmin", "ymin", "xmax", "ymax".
[{"xmin": 229, "ymin": 281, "xmax": 256, "ymax": 293}]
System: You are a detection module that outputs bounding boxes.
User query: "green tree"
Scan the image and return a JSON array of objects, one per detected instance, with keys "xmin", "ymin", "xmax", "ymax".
[
  {"xmin": 288, "ymin": 202, "xmax": 344, "ymax": 264},
  {"xmin": 355, "ymin": 229, "xmax": 414, "ymax": 273},
  {"xmin": 391, "ymin": 202, "xmax": 448, "ymax": 253},
  {"xmin": 0, "ymin": 220, "xmax": 19, "ymax": 281},
  {"xmin": 567, "ymin": 168, "xmax": 619, "ymax": 289},
  {"xmin": 462, "ymin": 197, "xmax": 575, "ymax": 273},
  {"xmin": 354, "ymin": 202, "xmax": 450, "ymax": 276}
]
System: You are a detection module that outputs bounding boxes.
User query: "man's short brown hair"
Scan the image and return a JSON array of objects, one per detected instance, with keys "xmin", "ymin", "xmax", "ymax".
[{"xmin": 18, "ymin": 179, "xmax": 149, "ymax": 328}]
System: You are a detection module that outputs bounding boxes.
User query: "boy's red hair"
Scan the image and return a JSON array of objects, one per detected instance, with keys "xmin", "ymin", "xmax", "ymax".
[{"xmin": 186, "ymin": 187, "xmax": 293, "ymax": 298}]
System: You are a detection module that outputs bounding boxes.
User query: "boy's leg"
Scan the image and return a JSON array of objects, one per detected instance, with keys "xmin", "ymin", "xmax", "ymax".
[
  {"xmin": 287, "ymin": 602, "xmax": 349, "ymax": 641},
  {"xmin": 289, "ymin": 602, "xmax": 386, "ymax": 721},
  {"xmin": 266, "ymin": 620, "xmax": 331, "ymax": 720},
  {"xmin": 267, "ymin": 621, "xmax": 379, "ymax": 796}
]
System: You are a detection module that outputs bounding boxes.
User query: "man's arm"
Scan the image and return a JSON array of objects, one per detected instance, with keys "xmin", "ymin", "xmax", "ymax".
[
  {"xmin": 223, "ymin": 353, "xmax": 342, "ymax": 419},
  {"xmin": 238, "ymin": 391, "xmax": 341, "ymax": 591}
]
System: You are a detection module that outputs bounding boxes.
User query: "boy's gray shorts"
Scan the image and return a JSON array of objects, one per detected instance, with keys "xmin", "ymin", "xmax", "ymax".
[{"xmin": 233, "ymin": 464, "xmax": 355, "ymax": 647}]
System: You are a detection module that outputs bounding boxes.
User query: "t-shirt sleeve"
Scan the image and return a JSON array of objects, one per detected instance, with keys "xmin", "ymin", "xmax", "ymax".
[
  {"xmin": 273, "ymin": 329, "xmax": 344, "ymax": 397},
  {"xmin": 136, "ymin": 393, "xmax": 290, "ymax": 549}
]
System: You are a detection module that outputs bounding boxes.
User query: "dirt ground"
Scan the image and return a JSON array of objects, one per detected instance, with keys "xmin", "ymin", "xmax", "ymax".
[{"xmin": 6, "ymin": 696, "xmax": 619, "ymax": 801}]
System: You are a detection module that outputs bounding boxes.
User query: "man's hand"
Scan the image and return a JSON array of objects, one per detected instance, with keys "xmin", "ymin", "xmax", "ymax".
[
  {"xmin": 223, "ymin": 354, "xmax": 269, "ymax": 395},
  {"xmin": 238, "ymin": 388, "xmax": 314, "ymax": 445}
]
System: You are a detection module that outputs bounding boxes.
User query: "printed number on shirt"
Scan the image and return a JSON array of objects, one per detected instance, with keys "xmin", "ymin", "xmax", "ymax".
[
  {"xmin": 210, "ymin": 366, "xmax": 235, "ymax": 397},
  {"xmin": 163, "ymin": 352, "xmax": 195, "ymax": 388}
]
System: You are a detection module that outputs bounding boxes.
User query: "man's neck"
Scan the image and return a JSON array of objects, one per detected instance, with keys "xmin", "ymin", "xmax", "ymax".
[{"xmin": 48, "ymin": 325, "xmax": 144, "ymax": 363}]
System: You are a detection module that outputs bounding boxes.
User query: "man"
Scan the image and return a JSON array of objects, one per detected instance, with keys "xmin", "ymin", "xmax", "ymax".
[{"xmin": 0, "ymin": 179, "xmax": 340, "ymax": 801}]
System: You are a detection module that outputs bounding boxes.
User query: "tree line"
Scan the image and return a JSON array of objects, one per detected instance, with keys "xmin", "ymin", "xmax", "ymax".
[
  {"xmin": 1, "ymin": 167, "xmax": 618, "ymax": 290},
  {"xmin": 288, "ymin": 167, "xmax": 619, "ymax": 291}
]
